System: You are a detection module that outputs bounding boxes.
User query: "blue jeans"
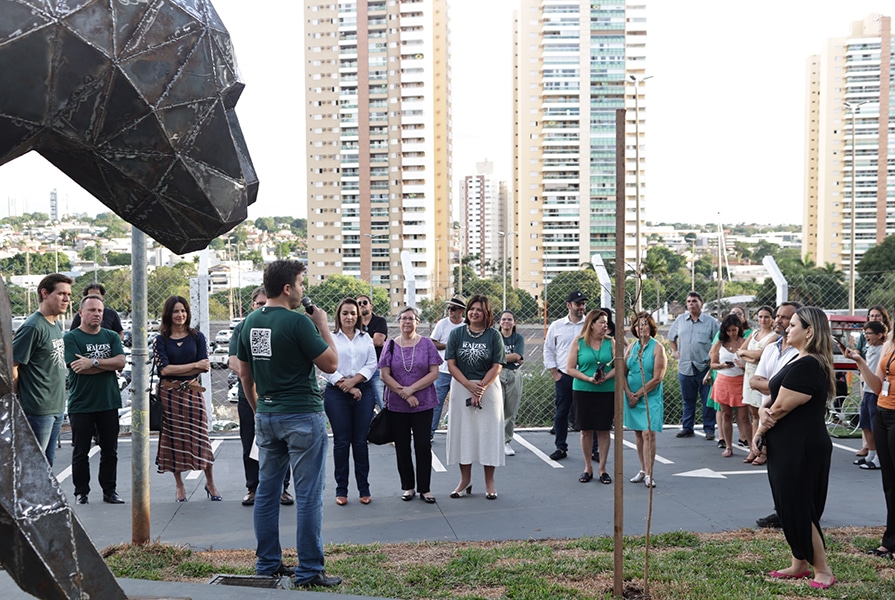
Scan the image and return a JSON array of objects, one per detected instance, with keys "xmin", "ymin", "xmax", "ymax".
[
  {"xmin": 553, "ymin": 372, "xmax": 574, "ymax": 451},
  {"xmin": 323, "ymin": 383, "xmax": 374, "ymax": 498},
  {"xmin": 369, "ymin": 369, "xmax": 384, "ymax": 410},
  {"xmin": 254, "ymin": 411, "xmax": 328, "ymax": 583},
  {"xmin": 432, "ymin": 371, "xmax": 452, "ymax": 438},
  {"xmin": 679, "ymin": 368, "xmax": 715, "ymax": 434},
  {"xmin": 26, "ymin": 413, "xmax": 64, "ymax": 467}
]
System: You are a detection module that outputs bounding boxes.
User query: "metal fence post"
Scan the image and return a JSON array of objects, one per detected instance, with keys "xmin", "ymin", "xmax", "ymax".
[{"xmin": 131, "ymin": 228, "xmax": 150, "ymax": 544}]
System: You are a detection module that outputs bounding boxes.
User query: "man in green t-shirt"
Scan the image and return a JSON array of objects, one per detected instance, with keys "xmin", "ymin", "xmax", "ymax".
[
  {"xmin": 64, "ymin": 295, "xmax": 126, "ymax": 505},
  {"xmin": 236, "ymin": 260, "xmax": 340, "ymax": 588},
  {"xmin": 12, "ymin": 273, "xmax": 72, "ymax": 466}
]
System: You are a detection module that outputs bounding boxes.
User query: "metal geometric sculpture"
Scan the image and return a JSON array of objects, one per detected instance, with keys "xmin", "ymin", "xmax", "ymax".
[
  {"xmin": 0, "ymin": 0, "xmax": 258, "ymax": 254},
  {"xmin": 0, "ymin": 278, "xmax": 127, "ymax": 599}
]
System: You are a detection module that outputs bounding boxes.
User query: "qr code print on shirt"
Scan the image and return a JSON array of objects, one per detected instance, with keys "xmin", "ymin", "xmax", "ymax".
[{"xmin": 250, "ymin": 328, "xmax": 272, "ymax": 357}]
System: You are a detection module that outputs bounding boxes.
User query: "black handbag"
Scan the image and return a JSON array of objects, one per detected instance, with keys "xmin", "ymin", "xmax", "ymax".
[
  {"xmin": 367, "ymin": 405, "xmax": 394, "ymax": 445},
  {"xmin": 149, "ymin": 392, "xmax": 163, "ymax": 431}
]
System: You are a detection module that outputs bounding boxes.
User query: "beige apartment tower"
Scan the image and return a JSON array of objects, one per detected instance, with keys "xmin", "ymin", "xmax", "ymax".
[
  {"xmin": 303, "ymin": 0, "xmax": 452, "ymax": 310},
  {"xmin": 803, "ymin": 13, "xmax": 893, "ymax": 272},
  {"xmin": 514, "ymin": 1, "xmax": 648, "ymax": 299}
]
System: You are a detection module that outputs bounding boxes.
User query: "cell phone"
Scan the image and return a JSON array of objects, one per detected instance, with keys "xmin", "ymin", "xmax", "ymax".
[
  {"xmin": 465, "ymin": 397, "xmax": 482, "ymax": 409},
  {"xmin": 756, "ymin": 436, "xmax": 765, "ymax": 451}
]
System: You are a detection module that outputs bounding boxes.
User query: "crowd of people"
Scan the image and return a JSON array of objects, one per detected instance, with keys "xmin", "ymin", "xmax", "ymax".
[{"xmin": 16, "ymin": 267, "xmax": 895, "ymax": 592}]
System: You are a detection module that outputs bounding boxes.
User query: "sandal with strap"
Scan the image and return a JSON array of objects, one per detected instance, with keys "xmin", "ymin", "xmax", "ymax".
[
  {"xmin": 743, "ymin": 452, "xmax": 757, "ymax": 464},
  {"xmin": 751, "ymin": 453, "xmax": 767, "ymax": 466}
]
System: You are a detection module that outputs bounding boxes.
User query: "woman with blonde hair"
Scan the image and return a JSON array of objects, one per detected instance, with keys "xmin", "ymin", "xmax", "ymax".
[
  {"xmin": 754, "ymin": 306, "xmax": 835, "ymax": 588},
  {"xmin": 566, "ymin": 309, "xmax": 615, "ymax": 484}
]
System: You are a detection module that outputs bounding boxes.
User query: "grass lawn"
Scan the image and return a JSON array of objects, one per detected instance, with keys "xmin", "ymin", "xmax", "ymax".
[{"xmin": 102, "ymin": 526, "xmax": 895, "ymax": 599}]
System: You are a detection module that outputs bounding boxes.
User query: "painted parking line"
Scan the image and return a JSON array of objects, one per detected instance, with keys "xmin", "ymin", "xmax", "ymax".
[
  {"xmin": 55, "ymin": 445, "xmax": 100, "ymax": 482},
  {"xmin": 512, "ymin": 433, "xmax": 564, "ymax": 468},
  {"xmin": 431, "ymin": 451, "xmax": 447, "ymax": 473},
  {"xmin": 617, "ymin": 435, "xmax": 674, "ymax": 465}
]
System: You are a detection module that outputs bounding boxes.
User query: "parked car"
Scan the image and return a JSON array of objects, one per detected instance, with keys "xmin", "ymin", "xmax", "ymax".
[
  {"xmin": 214, "ymin": 329, "xmax": 233, "ymax": 345},
  {"xmin": 209, "ymin": 345, "xmax": 230, "ymax": 368}
]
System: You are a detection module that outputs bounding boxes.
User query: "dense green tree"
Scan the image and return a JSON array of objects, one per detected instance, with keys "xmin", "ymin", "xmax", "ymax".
[
  {"xmin": 858, "ymin": 234, "xmax": 895, "ymax": 277},
  {"xmin": 0, "ymin": 252, "xmax": 71, "ymax": 276},
  {"xmin": 544, "ymin": 270, "xmax": 603, "ymax": 321},
  {"xmin": 254, "ymin": 217, "xmax": 275, "ymax": 232},
  {"xmin": 306, "ymin": 274, "xmax": 389, "ymax": 316},
  {"xmin": 94, "ymin": 212, "xmax": 129, "ymax": 238},
  {"xmin": 106, "ymin": 252, "xmax": 131, "ymax": 266}
]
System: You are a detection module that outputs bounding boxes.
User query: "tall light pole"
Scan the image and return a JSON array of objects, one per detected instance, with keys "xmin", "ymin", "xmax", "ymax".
[
  {"xmin": 498, "ymin": 231, "xmax": 515, "ymax": 310},
  {"xmin": 845, "ymin": 100, "xmax": 868, "ymax": 315},
  {"xmin": 628, "ymin": 74, "xmax": 652, "ymax": 313}
]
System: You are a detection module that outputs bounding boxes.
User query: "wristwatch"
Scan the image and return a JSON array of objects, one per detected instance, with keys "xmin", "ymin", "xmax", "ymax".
[{"xmin": 92, "ymin": 359, "xmax": 99, "ymax": 367}]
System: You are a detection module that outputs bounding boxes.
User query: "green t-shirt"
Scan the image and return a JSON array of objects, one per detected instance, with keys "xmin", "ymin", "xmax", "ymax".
[
  {"xmin": 12, "ymin": 311, "xmax": 67, "ymax": 416},
  {"xmin": 236, "ymin": 306, "xmax": 329, "ymax": 413},
  {"xmin": 445, "ymin": 326, "xmax": 506, "ymax": 381},
  {"xmin": 501, "ymin": 331, "xmax": 525, "ymax": 371},
  {"xmin": 64, "ymin": 328, "xmax": 125, "ymax": 413}
]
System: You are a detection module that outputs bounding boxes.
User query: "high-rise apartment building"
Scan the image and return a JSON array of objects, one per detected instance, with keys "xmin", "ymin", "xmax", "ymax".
[
  {"xmin": 460, "ymin": 160, "xmax": 508, "ymax": 277},
  {"xmin": 514, "ymin": 1, "xmax": 648, "ymax": 298},
  {"xmin": 303, "ymin": 0, "xmax": 451, "ymax": 309},
  {"xmin": 803, "ymin": 13, "xmax": 893, "ymax": 272}
]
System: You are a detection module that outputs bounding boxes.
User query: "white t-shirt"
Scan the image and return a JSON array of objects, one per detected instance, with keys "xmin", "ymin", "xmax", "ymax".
[
  {"xmin": 431, "ymin": 317, "xmax": 465, "ymax": 374},
  {"xmin": 754, "ymin": 338, "xmax": 799, "ymax": 405}
]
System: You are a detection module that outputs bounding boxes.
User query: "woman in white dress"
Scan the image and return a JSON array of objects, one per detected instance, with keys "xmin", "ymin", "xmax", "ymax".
[
  {"xmin": 445, "ymin": 294, "xmax": 506, "ymax": 500},
  {"xmin": 736, "ymin": 305, "xmax": 779, "ymax": 464}
]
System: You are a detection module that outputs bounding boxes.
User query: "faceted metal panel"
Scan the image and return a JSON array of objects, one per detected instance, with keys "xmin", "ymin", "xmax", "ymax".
[{"xmin": 0, "ymin": 0, "xmax": 258, "ymax": 253}]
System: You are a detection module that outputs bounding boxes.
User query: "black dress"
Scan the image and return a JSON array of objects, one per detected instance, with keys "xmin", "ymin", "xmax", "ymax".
[{"xmin": 766, "ymin": 355, "xmax": 832, "ymax": 563}]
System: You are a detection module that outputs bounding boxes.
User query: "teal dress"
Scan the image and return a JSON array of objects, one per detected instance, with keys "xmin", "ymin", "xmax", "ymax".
[{"xmin": 624, "ymin": 338, "xmax": 664, "ymax": 432}]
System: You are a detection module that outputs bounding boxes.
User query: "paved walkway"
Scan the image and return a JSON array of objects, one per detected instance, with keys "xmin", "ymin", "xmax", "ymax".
[{"xmin": 3, "ymin": 428, "xmax": 885, "ymax": 599}]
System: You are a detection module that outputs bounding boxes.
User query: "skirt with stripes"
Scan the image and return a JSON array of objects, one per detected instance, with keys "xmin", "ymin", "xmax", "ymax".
[{"xmin": 155, "ymin": 385, "xmax": 214, "ymax": 473}]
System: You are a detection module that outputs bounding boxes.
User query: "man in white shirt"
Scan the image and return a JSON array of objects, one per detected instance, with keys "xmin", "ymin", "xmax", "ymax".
[
  {"xmin": 429, "ymin": 297, "xmax": 466, "ymax": 440},
  {"xmin": 544, "ymin": 290, "xmax": 587, "ymax": 460},
  {"xmin": 749, "ymin": 301, "xmax": 801, "ymax": 528}
]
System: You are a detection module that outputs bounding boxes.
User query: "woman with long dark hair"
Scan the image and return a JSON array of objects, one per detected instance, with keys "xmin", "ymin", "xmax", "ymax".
[
  {"xmin": 755, "ymin": 306, "xmax": 835, "ymax": 588},
  {"xmin": 154, "ymin": 295, "xmax": 218, "ymax": 502},
  {"xmin": 323, "ymin": 297, "xmax": 377, "ymax": 506},
  {"xmin": 709, "ymin": 314, "xmax": 748, "ymax": 458}
]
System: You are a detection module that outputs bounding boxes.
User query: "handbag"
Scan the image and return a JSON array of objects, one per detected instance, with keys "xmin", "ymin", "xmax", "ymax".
[
  {"xmin": 367, "ymin": 405, "xmax": 394, "ymax": 445},
  {"xmin": 149, "ymin": 392, "xmax": 163, "ymax": 431}
]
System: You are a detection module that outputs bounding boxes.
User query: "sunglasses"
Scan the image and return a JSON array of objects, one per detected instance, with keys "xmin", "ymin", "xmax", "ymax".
[
  {"xmin": 252, "ymin": 300, "xmax": 266, "ymax": 307},
  {"xmin": 358, "ymin": 300, "xmax": 370, "ymax": 306}
]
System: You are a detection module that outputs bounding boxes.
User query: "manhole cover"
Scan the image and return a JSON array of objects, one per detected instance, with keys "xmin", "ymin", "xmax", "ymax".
[{"xmin": 207, "ymin": 574, "xmax": 290, "ymax": 589}]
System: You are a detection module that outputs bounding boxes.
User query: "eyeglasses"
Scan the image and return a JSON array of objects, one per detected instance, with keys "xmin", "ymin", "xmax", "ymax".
[
  {"xmin": 252, "ymin": 301, "xmax": 266, "ymax": 307},
  {"xmin": 358, "ymin": 300, "xmax": 369, "ymax": 306},
  {"xmin": 449, "ymin": 306, "xmax": 463, "ymax": 311}
]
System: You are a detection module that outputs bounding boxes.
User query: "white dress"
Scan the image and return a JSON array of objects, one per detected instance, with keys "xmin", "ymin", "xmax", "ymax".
[
  {"xmin": 742, "ymin": 330, "xmax": 778, "ymax": 407},
  {"xmin": 444, "ymin": 326, "xmax": 506, "ymax": 467}
]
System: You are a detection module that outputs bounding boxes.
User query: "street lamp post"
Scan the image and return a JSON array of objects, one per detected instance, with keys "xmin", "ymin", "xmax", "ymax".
[
  {"xmin": 628, "ymin": 74, "xmax": 652, "ymax": 313},
  {"xmin": 845, "ymin": 100, "xmax": 868, "ymax": 316},
  {"xmin": 498, "ymin": 231, "xmax": 515, "ymax": 310}
]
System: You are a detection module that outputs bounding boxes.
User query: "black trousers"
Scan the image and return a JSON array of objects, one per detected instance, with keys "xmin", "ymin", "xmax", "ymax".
[
  {"xmin": 391, "ymin": 408, "xmax": 434, "ymax": 494},
  {"xmin": 69, "ymin": 409, "xmax": 119, "ymax": 496},
  {"xmin": 237, "ymin": 395, "xmax": 289, "ymax": 492},
  {"xmin": 875, "ymin": 406, "xmax": 895, "ymax": 550}
]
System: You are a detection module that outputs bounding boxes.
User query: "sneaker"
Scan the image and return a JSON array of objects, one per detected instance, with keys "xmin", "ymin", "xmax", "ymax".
[
  {"xmin": 548, "ymin": 449, "xmax": 567, "ymax": 461},
  {"xmin": 297, "ymin": 571, "xmax": 342, "ymax": 588},
  {"xmin": 756, "ymin": 512, "xmax": 781, "ymax": 528},
  {"xmin": 280, "ymin": 491, "xmax": 295, "ymax": 505},
  {"xmin": 675, "ymin": 430, "xmax": 694, "ymax": 438},
  {"xmin": 504, "ymin": 442, "xmax": 515, "ymax": 456},
  {"xmin": 644, "ymin": 475, "xmax": 656, "ymax": 488},
  {"xmin": 242, "ymin": 491, "xmax": 256, "ymax": 506},
  {"xmin": 717, "ymin": 439, "xmax": 726, "ymax": 449},
  {"xmin": 705, "ymin": 433, "xmax": 715, "ymax": 441},
  {"xmin": 630, "ymin": 470, "xmax": 646, "ymax": 483}
]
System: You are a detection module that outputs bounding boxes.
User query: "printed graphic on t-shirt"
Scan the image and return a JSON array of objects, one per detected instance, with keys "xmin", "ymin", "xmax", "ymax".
[
  {"xmin": 459, "ymin": 341, "xmax": 489, "ymax": 365},
  {"xmin": 251, "ymin": 328, "xmax": 272, "ymax": 358},
  {"xmin": 86, "ymin": 343, "xmax": 112, "ymax": 360},
  {"xmin": 52, "ymin": 338, "xmax": 66, "ymax": 368}
]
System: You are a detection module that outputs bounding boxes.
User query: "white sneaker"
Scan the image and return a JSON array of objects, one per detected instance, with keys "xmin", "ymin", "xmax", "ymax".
[
  {"xmin": 504, "ymin": 442, "xmax": 515, "ymax": 456},
  {"xmin": 630, "ymin": 470, "xmax": 646, "ymax": 483},
  {"xmin": 644, "ymin": 475, "xmax": 656, "ymax": 488}
]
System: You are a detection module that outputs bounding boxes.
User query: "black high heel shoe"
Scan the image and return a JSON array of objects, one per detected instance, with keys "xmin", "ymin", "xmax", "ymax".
[
  {"xmin": 205, "ymin": 485, "xmax": 222, "ymax": 502},
  {"xmin": 450, "ymin": 484, "xmax": 472, "ymax": 498}
]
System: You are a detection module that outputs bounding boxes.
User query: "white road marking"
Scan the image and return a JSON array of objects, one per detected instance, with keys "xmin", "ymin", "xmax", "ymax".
[
  {"xmin": 512, "ymin": 433, "xmax": 564, "ymax": 468},
  {"xmin": 674, "ymin": 467, "xmax": 767, "ymax": 479},
  {"xmin": 186, "ymin": 438, "xmax": 224, "ymax": 480}
]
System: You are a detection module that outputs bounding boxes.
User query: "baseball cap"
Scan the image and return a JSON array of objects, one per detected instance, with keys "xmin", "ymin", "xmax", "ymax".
[{"xmin": 566, "ymin": 291, "xmax": 587, "ymax": 303}]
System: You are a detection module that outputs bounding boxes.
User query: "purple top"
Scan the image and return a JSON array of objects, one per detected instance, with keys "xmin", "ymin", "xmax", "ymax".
[{"xmin": 377, "ymin": 337, "xmax": 442, "ymax": 413}]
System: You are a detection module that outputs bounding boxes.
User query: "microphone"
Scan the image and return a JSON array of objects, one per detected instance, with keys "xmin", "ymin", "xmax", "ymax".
[{"xmin": 301, "ymin": 296, "xmax": 315, "ymax": 314}]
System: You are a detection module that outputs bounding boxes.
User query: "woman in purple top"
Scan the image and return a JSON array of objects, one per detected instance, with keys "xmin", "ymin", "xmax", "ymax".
[{"xmin": 379, "ymin": 306, "xmax": 442, "ymax": 503}]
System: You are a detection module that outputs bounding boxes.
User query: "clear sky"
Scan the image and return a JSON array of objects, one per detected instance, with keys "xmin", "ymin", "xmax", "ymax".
[{"xmin": 0, "ymin": 1, "xmax": 889, "ymax": 227}]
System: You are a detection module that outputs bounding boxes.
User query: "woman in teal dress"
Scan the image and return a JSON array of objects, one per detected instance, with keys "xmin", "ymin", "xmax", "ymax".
[{"xmin": 624, "ymin": 312, "xmax": 667, "ymax": 488}]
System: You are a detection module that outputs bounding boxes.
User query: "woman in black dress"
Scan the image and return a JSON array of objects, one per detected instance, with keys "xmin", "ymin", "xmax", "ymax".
[{"xmin": 753, "ymin": 306, "xmax": 835, "ymax": 589}]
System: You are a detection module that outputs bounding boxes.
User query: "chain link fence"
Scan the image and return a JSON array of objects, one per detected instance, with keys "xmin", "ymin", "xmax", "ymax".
[{"xmin": 8, "ymin": 264, "xmax": 894, "ymax": 431}]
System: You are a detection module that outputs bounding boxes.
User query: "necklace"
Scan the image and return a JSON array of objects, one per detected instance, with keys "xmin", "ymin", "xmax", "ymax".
[
  {"xmin": 466, "ymin": 326, "xmax": 485, "ymax": 339},
  {"xmin": 400, "ymin": 336, "xmax": 417, "ymax": 373}
]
